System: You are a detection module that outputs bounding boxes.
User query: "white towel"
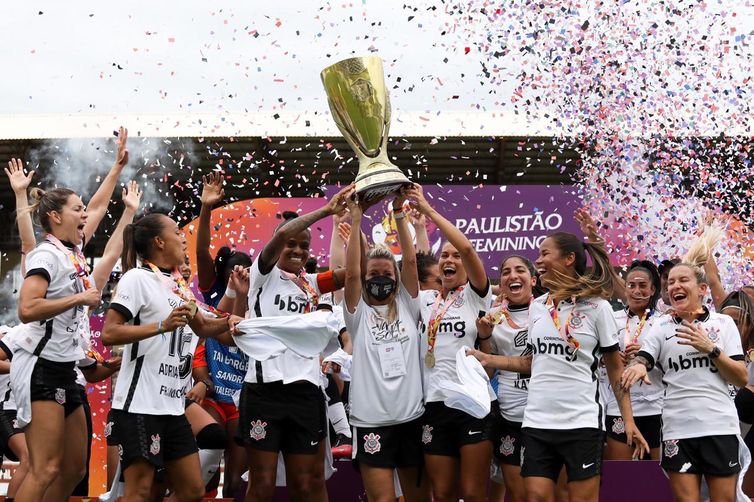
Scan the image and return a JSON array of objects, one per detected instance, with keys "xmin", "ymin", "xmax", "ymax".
[
  {"xmin": 322, "ymin": 348, "xmax": 353, "ymax": 382},
  {"xmin": 438, "ymin": 347, "xmax": 495, "ymax": 419},
  {"xmin": 234, "ymin": 311, "xmax": 340, "ymax": 360},
  {"xmin": 99, "ymin": 461, "xmax": 124, "ymax": 501},
  {"xmin": 9, "ymin": 347, "xmax": 37, "ymax": 428}
]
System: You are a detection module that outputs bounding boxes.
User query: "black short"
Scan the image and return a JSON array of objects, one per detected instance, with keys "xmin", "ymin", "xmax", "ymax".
[
  {"xmin": 521, "ymin": 427, "xmax": 605, "ymax": 482},
  {"xmin": 107, "ymin": 409, "xmax": 197, "ymax": 469},
  {"xmin": 661, "ymin": 435, "xmax": 741, "ymax": 476},
  {"xmin": 0, "ymin": 409, "xmax": 21, "ymax": 461},
  {"xmin": 606, "ymin": 414, "xmax": 662, "ymax": 449},
  {"xmin": 492, "ymin": 414, "xmax": 524, "ymax": 465},
  {"xmin": 420, "ymin": 401, "xmax": 493, "ymax": 457},
  {"xmin": 30, "ymin": 358, "xmax": 83, "ymax": 416},
  {"xmin": 353, "ymin": 419, "xmax": 424, "ymax": 468},
  {"xmin": 236, "ymin": 381, "xmax": 326, "ymax": 454}
]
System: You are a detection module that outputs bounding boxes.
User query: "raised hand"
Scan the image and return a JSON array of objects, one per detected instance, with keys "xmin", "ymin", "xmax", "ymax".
[
  {"xmin": 201, "ymin": 171, "xmax": 225, "ymax": 206},
  {"xmin": 122, "ymin": 181, "xmax": 142, "ymax": 213},
  {"xmin": 114, "ymin": 127, "xmax": 129, "ymax": 168},
  {"xmin": 345, "ymin": 191, "xmax": 362, "ymax": 219},
  {"xmin": 404, "ymin": 183, "xmax": 431, "ymax": 214},
  {"xmin": 326, "ymin": 184, "xmax": 356, "ymax": 215},
  {"xmin": 409, "ymin": 207, "xmax": 426, "ymax": 227},
  {"xmin": 573, "ymin": 207, "xmax": 601, "ymax": 242},
  {"xmin": 337, "ymin": 222, "xmax": 352, "ymax": 243},
  {"xmin": 4, "ymin": 158, "xmax": 34, "ymax": 194},
  {"xmin": 229, "ymin": 265, "xmax": 250, "ymax": 296}
]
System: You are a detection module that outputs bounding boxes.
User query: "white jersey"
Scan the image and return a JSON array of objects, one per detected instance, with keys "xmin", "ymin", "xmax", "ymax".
[
  {"xmin": 245, "ymin": 260, "xmax": 324, "ymax": 386},
  {"xmin": 523, "ymin": 296, "xmax": 620, "ymax": 430},
  {"xmin": 637, "ymin": 310, "xmax": 744, "ymax": 440},
  {"xmin": 599, "ymin": 310, "xmax": 664, "ymax": 417},
  {"xmin": 110, "ymin": 267, "xmax": 195, "ymax": 416},
  {"xmin": 22, "ymin": 241, "xmax": 87, "ymax": 362},
  {"xmin": 420, "ymin": 282, "xmax": 493, "ymax": 403},
  {"xmin": 490, "ymin": 305, "xmax": 531, "ymax": 423},
  {"xmin": 0, "ymin": 326, "xmax": 25, "ymax": 411},
  {"xmin": 344, "ymin": 287, "xmax": 424, "ymax": 427}
]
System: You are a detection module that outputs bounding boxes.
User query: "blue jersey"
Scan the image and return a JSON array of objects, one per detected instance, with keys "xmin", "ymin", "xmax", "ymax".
[
  {"xmin": 200, "ymin": 279, "xmax": 225, "ymax": 308},
  {"xmin": 205, "ymin": 337, "xmax": 248, "ymax": 403}
]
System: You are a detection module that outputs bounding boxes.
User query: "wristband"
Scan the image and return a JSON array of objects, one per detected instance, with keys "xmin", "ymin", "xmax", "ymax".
[
  {"xmin": 393, "ymin": 211, "xmax": 407, "ymax": 220},
  {"xmin": 477, "ymin": 333, "xmax": 492, "ymax": 341},
  {"xmin": 224, "ymin": 286, "xmax": 237, "ymax": 299},
  {"xmin": 200, "ymin": 379, "xmax": 214, "ymax": 392},
  {"xmin": 157, "ymin": 320, "xmax": 163, "ymax": 335}
]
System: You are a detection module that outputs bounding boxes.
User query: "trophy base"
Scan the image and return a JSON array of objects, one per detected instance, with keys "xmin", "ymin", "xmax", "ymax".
[{"xmin": 355, "ymin": 165, "xmax": 410, "ymax": 201}]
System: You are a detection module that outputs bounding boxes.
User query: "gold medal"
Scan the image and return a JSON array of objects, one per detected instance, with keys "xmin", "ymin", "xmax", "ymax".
[{"xmin": 424, "ymin": 352, "xmax": 436, "ymax": 368}]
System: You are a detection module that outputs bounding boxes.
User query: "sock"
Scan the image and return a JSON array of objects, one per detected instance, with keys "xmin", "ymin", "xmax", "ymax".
[
  {"xmin": 329, "ymin": 402, "xmax": 351, "ymax": 438},
  {"xmin": 198, "ymin": 449, "xmax": 224, "ymax": 486}
]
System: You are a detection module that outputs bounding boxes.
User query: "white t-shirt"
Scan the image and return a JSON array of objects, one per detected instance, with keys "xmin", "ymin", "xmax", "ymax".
[
  {"xmin": 490, "ymin": 305, "xmax": 531, "ymax": 423},
  {"xmin": 109, "ymin": 267, "xmax": 195, "ymax": 416},
  {"xmin": 599, "ymin": 309, "xmax": 664, "ymax": 417},
  {"xmin": 637, "ymin": 310, "xmax": 744, "ymax": 440},
  {"xmin": 344, "ymin": 287, "xmax": 424, "ymax": 427},
  {"xmin": 420, "ymin": 282, "xmax": 493, "ymax": 403},
  {"xmin": 523, "ymin": 295, "xmax": 620, "ymax": 430},
  {"xmin": 245, "ymin": 260, "xmax": 323, "ymax": 386},
  {"xmin": 23, "ymin": 241, "xmax": 87, "ymax": 362}
]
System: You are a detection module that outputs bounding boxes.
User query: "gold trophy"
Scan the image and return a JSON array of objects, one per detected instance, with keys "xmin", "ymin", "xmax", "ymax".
[{"xmin": 321, "ymin": 56, "xmax": 411, "ymax": 201}]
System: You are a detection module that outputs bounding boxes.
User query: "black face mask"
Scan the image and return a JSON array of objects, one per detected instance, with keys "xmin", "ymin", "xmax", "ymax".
[{"xmin": 366, "ymin": 276, "xmax": 396, "ymax": 301}]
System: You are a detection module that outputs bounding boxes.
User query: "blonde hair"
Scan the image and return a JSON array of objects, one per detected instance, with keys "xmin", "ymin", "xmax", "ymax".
[
  {"xmin": 680, "ymin": 223, "xmax": 724, "ymax": 282},
  {"xmin": 363, "ymin": 244, "xmax": 401, "ymax": 322}
]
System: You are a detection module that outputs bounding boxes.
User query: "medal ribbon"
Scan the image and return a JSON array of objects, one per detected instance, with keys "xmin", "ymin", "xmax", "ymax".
[
  {"xmin": 624, "ymin": 309, "xmax": 650, "ymax": 347},
  {"xmin": 490, "ymin": 296, "xmax": 532, "ymax": 329},
  {"xmin": 281, "ymin": 270, "xmax": 319, "ymax": 313},
  {"xmin": 426, "ymin": 286, "xmax": 464, "ymax": 355},
  {"xmin": 545, "ymin": 294, "xmax": 580, "ymax": 352},
  {"xmin": 45, "ymin": 234, "xmax": 92, "ymax": 290},
  {"xmin": 143, "ymin": 261, "xmax": 227, "ymax": 317}
]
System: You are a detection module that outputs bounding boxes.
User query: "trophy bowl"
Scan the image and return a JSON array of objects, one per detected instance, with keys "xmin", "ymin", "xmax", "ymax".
[{"xmin": 321, "ymin": 56, "xmax": 411, "ymax": 201}]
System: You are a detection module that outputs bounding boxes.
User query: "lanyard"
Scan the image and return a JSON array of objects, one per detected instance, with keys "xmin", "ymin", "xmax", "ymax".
[
  {"xmin": 545, "ymin": 294, "xmax": 580, "ymax": 354},
  {"xmin": 491, "ymin": 296, "xmax": 532, "ymax": 329},
  {"xmin": 45, "ymin": 234, "xmax": 92, "ymax": 290},
  {"xmin": 281, "ymin": 270, "xmax": 319, "ymax": 313},
  {"xmin": 143, "ymin": 261, "xmax": 227, "ymax": 317},
  {"xmin": 624, "ymin": 309, "xmax": 650, "ymax": 347},
  {"xmin": 426, "ymin": 286, "xmax": 464, "ymax": 355}
]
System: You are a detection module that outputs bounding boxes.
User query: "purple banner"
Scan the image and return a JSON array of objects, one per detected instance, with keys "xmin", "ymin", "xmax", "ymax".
[{"xmin": 325, "ymin": 184, "xmax": 583, "ymax": 275}]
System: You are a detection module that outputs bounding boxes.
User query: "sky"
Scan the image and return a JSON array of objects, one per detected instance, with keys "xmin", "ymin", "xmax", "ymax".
[{"xmin": 0, "ymin": 0, "xmax": 540, "ymax": 138}]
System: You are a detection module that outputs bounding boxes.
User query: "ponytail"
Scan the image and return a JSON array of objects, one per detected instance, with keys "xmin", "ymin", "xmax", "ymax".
[
  {"xmin": 544, "ymin": 232, "xmax": 617, "ymax": 300},
  {"xmin": 677, "ymin": 223, "xmax": 724, "ymax": 285},
  {"xmin": 121, "ymin": 214, "xmax": 166, "ymax": 272},
  {"xmin": 19, "ymin": 187, "xmax": 76, "ymax": 233}
]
